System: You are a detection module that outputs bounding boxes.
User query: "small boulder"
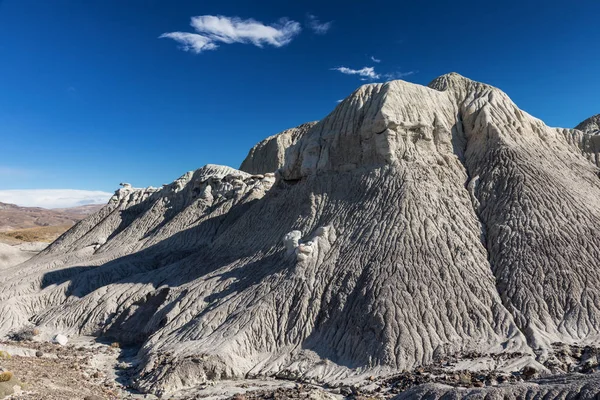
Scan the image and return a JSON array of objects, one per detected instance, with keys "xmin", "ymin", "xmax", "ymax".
[
  {"xmin": 522, "ymin": 366, "xmax": 538, "ymax": 379},
  {"xmin": 459, "ymin": 372, "xmax": 472, "ymax": 386},
  {"xmin": 53, "ymin": 334, "xmax": 68, "ymax": 346}
]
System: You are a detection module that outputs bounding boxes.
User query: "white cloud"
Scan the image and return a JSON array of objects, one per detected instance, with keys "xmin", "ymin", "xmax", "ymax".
[
  {"xmin": 0, "ymin": 189, "xmax": 113, "ymax": 209},
  {"xmin": 371, "ymin": 56, "xmax": 381, "ymax": 63},
  {"xmin": 161, "ymin": 15, "xmax": 301, "ymax": 53},
  {"xmin": 307, "ymin": 14, "xmax": 332, "ymax": 34},
  {"xmin": 331, "ymin": 66, "xmax": 417, "ymax": 81},
  {"xmin": 331, "ymin": 66, "xmax": 380, "ymax": 80}
]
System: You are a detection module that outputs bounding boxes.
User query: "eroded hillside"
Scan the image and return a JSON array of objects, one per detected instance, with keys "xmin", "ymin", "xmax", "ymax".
[{"xmin": 1, "ymin": 73, "xmax": 600, "ymax": 398}]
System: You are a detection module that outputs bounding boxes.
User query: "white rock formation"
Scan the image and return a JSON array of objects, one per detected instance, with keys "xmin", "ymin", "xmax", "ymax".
[
  {"xmin": 240, "ymin": 122, "xmax": 317, "ymax": 174},
  {"xmin": 53, "ymin": 333, "xmax": 68, "ymax": 346},
  {"xmin": 1, "ymin": 74, "xmax": 600, "ymax": 396}
]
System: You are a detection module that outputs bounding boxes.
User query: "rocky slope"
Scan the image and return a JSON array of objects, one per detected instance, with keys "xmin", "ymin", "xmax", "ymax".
[
  {"xmin": 576, "ymin": 114, "xmax": 600, "ymax": 132},
  {"xmin": 0, "ymin": 242, "xmax": 46, "ymax": 269},
  {"xmin": 1, "ymin": 73, "xmax": 600, "ymax": 398}
]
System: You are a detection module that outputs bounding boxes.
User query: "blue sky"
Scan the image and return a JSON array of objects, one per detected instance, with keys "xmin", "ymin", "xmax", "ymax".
[{"xmin": 0, "ymin": 0, "xmax": 599, "ymax": 206}]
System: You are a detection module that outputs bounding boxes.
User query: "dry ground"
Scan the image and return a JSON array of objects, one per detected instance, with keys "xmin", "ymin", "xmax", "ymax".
[
  {"xmin": 0, "ymin": 340, "xmax": 146, "ymax": 400},
  {"xmin": 0, "ymin": 202, "xmax": 103, "ymax": 234},
  {"xmin": 0, "ymin": 225, "xmax": 73, "ymax": 244}
]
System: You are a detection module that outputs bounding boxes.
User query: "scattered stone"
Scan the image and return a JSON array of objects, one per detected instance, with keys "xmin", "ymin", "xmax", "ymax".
[
  {"xmin": 7, "ymin": 326, "xmax": 37, "ymax": 342},
  {"xmin": 53, "ymin": 334, "xmax": 69, "ymax": 346},
  {"xmin": 84, "ymin": 395, "xmax": 104, "ymax": 400},
  {"xmin": 521, "ymin": 366, "xmax": 538, "ymax": 379},
  {"xmin": 459, "ymin": 372, "xmax": 471, "ymax": 386}
]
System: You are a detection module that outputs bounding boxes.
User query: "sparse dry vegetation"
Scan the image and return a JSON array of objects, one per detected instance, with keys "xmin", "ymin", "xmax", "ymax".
[
  {"xmin": 0, "ymin": 225, "xmax": 73, "ymax": 244},
  {"xmin": 0, "ymin": 372, "xmax": 13, "ymax": 383},
  {"xmin": 8, "ymin": 326, "xmax": 41, "ymax": 342}
]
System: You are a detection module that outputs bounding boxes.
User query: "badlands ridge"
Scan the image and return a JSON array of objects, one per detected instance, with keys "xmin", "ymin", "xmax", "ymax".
[{"xmin": 1, "ymin": 73, "xmax": 600, "ymax": 398}]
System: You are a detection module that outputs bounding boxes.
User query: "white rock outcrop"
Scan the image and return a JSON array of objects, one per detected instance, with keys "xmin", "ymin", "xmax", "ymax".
[
  {"xmin": 1, "ymin": 74, "xmax": 600, "ymax": 396},
  {"xmin": 240, "ymin": 122, "xmax": 318, "ymax": 174}
]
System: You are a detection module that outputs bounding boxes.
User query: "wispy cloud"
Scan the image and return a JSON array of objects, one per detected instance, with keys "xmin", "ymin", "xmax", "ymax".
[
  {"xmin": 0, "ymin": 189, "xmax": 113, "ymax": 209},
  {"xmin": 159, "ymin": 32, "xmax": 218, "ymax": 53},
  {"xmin": 307, "ymin": 14, "xmax": 332, "ymax": 34},
  {"xmin": 331, "ymin": 66, "xmax": 380, "ymax": 79},
  {"xmin": 370, "ymin": 56, "xmax": 381, "ymax": 63},
  {"xmin": 331, "ymin": 65, "xmax": 417, "ymax": 81},
  {"xmin": 160, "ymin": 15, "xmax": 301, "ymax": 54},
  {"xmin": 384, "ymin": 70, "xmax": 417, "ymax": 79}
]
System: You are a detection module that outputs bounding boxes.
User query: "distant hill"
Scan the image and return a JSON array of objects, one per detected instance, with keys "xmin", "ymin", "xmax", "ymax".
[{"xmin": 0, "ymin": 202, "xmax": 104, "ymax": 243}]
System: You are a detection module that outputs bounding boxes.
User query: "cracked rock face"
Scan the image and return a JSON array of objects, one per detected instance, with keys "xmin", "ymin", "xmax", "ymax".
[{"xmin": 1, "ymin": 73, "xmax": 600, "ymax": 396}]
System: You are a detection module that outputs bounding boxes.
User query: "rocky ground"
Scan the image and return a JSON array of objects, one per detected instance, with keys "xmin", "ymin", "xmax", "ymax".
[
  {"xmin": 2, "ymin": 333, "xmax": 599, "ymax": 400},
  {"xmin": 0, "ymin": 338, "xmax": 140, "ymax": 399},
  {"xmin": 0, "ymin": 335, "xmax": 319, "ymax": 400}
]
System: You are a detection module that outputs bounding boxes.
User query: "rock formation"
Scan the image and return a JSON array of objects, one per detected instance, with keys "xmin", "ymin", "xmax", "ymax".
[
  {"xmin": 1, "ymin": 73, "xmax": 600, "ymax": 397},
  {"xmin": 240, "ymin": 121, "xmax": 317, "ymax": 174},
  {"xmin": 576, "ymin": 114, "xmax": 600, "ymax": 132}
]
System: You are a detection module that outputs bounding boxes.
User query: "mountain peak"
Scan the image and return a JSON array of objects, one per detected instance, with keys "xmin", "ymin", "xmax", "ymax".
[{"xmin": 576, "ymin": 114, "xmax": 600, "ymax": 132}]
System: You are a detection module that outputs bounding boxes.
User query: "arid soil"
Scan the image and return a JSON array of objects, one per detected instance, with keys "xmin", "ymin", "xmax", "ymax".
[
  {"xmin": 0, "ymin": 202, "xmax": 103, "ymax": 234},
  {"xmin": 0, "ymin": 339, "xmax": 137, "ymax": 399},
  {"xmin": 0, "ymin": 202, "xmax": 104, "ymax": 245},
  {"xmin": 0, "ymin": 225, "xmax": 73, "ymax": 244}
]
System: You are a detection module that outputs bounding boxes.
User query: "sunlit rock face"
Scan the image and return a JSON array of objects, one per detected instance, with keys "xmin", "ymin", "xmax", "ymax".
[{"xmin": 240, "ymin": 122, "xmax": 317, "ymax": 175}]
